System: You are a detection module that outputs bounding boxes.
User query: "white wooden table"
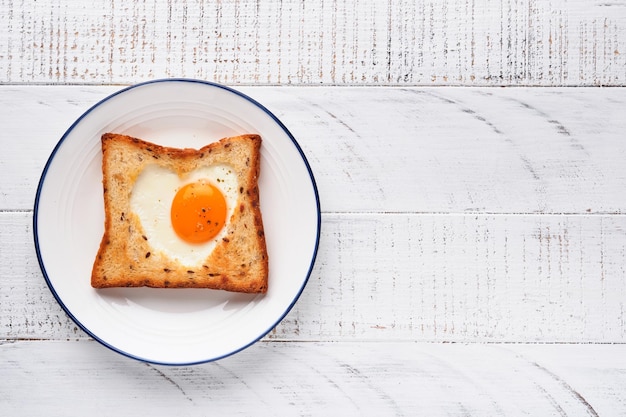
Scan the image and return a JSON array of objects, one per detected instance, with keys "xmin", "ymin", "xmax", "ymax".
[{"xmin": 2, "ymin": 1, "xmax": 626, "ymax": 415}]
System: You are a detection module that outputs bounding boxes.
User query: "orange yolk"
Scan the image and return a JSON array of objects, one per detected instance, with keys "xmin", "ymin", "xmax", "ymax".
[{"xmin": 170, "ymin": 181, "xmax": 227, "ymax": 244}]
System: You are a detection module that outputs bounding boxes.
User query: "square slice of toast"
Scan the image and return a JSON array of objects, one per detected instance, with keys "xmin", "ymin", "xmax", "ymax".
[{"xmin": 91, "ymin": 133, "xmax": 268, "ymax": 293}]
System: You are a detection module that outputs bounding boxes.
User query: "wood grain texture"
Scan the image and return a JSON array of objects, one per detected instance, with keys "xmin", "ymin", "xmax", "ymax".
[
  {"xmin": 4, "ymin": 209, "xmax": 626, "ymax": 343},
  {"xmin": 272, "ymin": 86, "xmax": 626, "ymax": 213},
  {"xmin": 1, "ymin": 0, "xmax": 625, "ymax": 85},
  {"xmin": 1, "ymin": 340, "xmax": 625, "ymax": 416},
  {"xmin": 2, "ymin": 86, "xmax": 626, "ymax": 213}
]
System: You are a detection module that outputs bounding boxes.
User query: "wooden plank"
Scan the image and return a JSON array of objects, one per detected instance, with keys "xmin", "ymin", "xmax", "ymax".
[
  {"xmin": 5, "ymin": 210, "xmax": 626, "ymax": 342},
  {"xmin": 280, "ymin": 213, "xmax": 626, "ymax": 343},
  {"xmin": 1, "ymin": 340, "xmax": 625, "ymax": 416},
  {"xmin": 1, "ymin": 1, "xmax": 625, "ymax": 85},
  {"xmin": 2, "ymin": 86, "xmax": 626, "ymax": 213},
  {"xmin": 271, "ymin": 86, "xmax": 626, "ymax": 213}
]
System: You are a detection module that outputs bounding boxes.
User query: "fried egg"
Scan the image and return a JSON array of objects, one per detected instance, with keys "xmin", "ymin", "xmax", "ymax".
[{"xmin": 129, "ymin": 164, "xmax": 239, "ymax": 266}]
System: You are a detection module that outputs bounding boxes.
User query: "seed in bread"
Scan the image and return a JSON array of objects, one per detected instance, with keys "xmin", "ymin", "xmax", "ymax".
[{"xmin": 91, "ymin": 133, "xmax": 268, "ymax": 293}]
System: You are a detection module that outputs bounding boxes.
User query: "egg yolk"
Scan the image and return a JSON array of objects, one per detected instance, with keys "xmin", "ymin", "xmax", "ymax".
[{"xmin": 170, "ymin": 181, "xmax": 227, "ymax": 244}]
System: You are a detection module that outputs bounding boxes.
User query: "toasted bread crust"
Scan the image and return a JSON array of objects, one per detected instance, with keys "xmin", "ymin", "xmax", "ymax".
[{"xmin": 91, "ymin": 133, "xmax": 268, "ymax": 293}]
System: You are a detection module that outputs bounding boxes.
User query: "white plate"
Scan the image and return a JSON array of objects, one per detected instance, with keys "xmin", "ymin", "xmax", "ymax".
[{"xmin": 33, "ymin": 79, "xmax": 320, "ymax": 365}]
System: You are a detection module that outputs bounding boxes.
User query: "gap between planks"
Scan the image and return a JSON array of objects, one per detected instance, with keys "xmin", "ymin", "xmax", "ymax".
[{"xmin": 13, "ymin": 209, "xmax": 626, "ymax": 216}]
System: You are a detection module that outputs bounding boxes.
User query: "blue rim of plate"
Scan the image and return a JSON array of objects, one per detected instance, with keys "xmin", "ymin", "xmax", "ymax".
[{"xmin": 33, "ymin": 78, "xmax": 321, "ymax": 366}]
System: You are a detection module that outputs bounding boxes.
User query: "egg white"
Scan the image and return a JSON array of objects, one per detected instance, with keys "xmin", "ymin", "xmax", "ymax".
[{"xmin": 130, "ymin": 164, "xmax": 239, "ymax": 266}]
